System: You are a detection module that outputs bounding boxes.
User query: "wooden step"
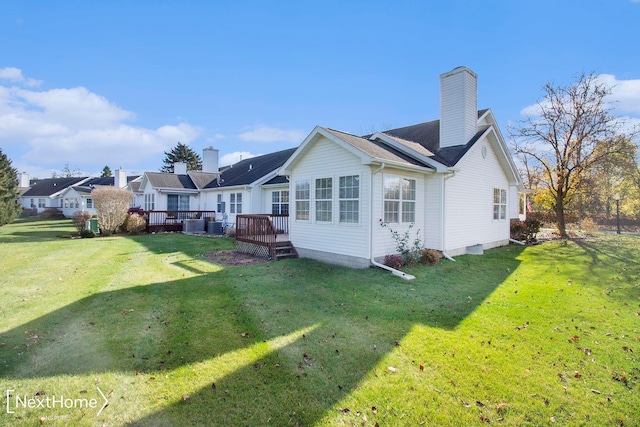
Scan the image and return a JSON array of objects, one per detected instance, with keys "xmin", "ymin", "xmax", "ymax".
[{"xmin": 272, "ymin": 241, "xmax": 298, "ymax": 260}]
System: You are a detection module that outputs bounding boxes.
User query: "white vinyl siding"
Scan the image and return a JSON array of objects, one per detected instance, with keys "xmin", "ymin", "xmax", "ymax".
[
  {"xmin": 288, "ymin": 136, "xmax": 369, "ymax": 261},
  {"xmin": 443, "ymin": 137, "xmax": 511, "ymax": 253}
]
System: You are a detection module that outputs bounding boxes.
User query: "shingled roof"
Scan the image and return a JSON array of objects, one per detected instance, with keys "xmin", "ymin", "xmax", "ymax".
[
  {"xmin": 206, "ymin": 148, "xmax": 297, "ymax": 188},
  {"xmin": 69, "ymin": 175, "xmax": 141, "ymax": 195},
  {"xmin": 374, "ymin": 109, "xmax": 490, "ymax": 167},
  {"xmin": 324, "ymin": 128, "xmax": 430, "ymax": 168},
  {"xmin": 144, "ymin": 172, "xmax": 198, "ymax": 190},
  {"xmin": 21, "ymin": 177, "xmax": 88, "ymax": 197}
]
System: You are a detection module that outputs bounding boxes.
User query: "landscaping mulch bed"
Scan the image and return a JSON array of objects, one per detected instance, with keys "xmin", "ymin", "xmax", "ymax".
[{"xmin": 203, "ymin": 250, "xmax": 269, "ymax": 266}]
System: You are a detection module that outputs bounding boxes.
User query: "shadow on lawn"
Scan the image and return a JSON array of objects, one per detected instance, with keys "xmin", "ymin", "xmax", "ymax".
[{"xmin": 0, "ymin": 240, "xmax": 525, "ymax": 425}]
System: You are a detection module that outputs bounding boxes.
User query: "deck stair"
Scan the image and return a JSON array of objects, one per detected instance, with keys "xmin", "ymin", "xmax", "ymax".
[{"xmin": 273, "ymin": 240, "xmax": 298, "ymax": 260}]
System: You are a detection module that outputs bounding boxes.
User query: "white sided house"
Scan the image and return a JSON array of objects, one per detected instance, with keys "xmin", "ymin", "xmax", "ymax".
[
  {"xmin": 279, "ymin": 66, "xmax": 525, "ymax": 268},
  {"xmin": 57, "ymin": 169, "xmax": 136, "ymax": 217},
  {"xmin": 200, "ymin": 148, "xmax": 297, "ymax": 227}
]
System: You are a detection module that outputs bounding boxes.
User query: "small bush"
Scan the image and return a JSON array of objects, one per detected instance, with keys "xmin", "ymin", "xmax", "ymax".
[
  {"xmin": 38, "ymin": 208, "xmax": 65, "ymax": 220},
  {"xmin": 420, "ymin": 249, "xmax": 441, "ymax": 265},
  {"xmin": 383, "ymin": 254, "xmax": 403, "ymax": 270},
  {"xmin": 510, "ymin": 219, "xmax": 526, "ymax": 240},
  {"xmin": 225, "ymin": 226, "xmax": 236, "ymax": 238},
  {"xmin": 523, "ymin": 218, "xmax": 542, "ymax": 242},
  {"xmin": 125, "ymin": 213, "xmax": 147, "ymax": 234},
  {"xmin": 72, "ymin": 210, "xmax": 92, "ymax": 233},
  {"xmin": 80, "ymin": 229, "xmax": 96, "ymax": 238}
]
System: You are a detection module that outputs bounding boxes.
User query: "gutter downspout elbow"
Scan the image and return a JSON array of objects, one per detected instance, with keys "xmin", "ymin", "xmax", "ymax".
[{"xmin": 371, "ymin": 257, "xmax": 416, "ymax": 280}]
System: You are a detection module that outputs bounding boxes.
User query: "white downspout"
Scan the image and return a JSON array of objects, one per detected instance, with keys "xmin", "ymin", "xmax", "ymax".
[
  {"xmin": 441, "ymin": 170, "xmax": 457, "ymax": 262},
  {"xmin": 369, "ymin": 163, "xmax": 416, "ymax": 281}
]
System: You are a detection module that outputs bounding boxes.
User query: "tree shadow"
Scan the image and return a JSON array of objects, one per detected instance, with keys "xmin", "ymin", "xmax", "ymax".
[
  {"xmin": 0, "ymin": 234, "xmax": 524, "ymax": 425},
  {"xmin": 568, "ymin": 235, "xmax": 640, "ymax": 303}
]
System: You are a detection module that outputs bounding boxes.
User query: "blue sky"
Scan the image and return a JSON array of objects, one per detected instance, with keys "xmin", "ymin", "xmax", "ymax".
[{"xmin": 2, "ymin": 0, "xmax": 639, "ymax": 178}]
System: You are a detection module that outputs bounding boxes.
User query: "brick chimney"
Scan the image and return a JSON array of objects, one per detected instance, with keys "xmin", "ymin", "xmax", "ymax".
[{"xmin": 439, "ymin": 66, "xmax": 478, "ymax": 148}]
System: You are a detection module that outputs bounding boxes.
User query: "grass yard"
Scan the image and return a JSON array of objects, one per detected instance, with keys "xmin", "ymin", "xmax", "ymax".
[{"xmin": 0, "ymin": 219, "xmax": 639, "ymax": 426}]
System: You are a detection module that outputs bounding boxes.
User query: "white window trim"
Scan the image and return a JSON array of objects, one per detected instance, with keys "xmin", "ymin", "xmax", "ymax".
[
  {"xmin": 383, "ymin": 174, "xmax": 416, "ymax": 224},
  {"xmin": 493, "ymin": 188, "xmax": 507, "ymax": 220}
]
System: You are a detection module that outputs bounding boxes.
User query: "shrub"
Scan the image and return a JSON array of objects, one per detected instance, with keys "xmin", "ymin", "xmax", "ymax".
[
  {"xmin": 510, "ymin": 219, "xmax": 526, "ymax": 240},
  {"xmin": 92, "ymin": 187, "xmax": 132, "ymax": 235},
  {"xmin": 225, "ymin": 226, "xmax": 236, "ymax": 238},
  {"xmin": 380, "ymin": 221, "xmax": 422, "ymax": 266},
  {"xmin": 80, "ymin": 229, "xmax": 96, "ymax": 238},
  {"xmin": 38, "ymin": 208, "xmax": 65, "ymax": 220},
  {"xmin": 420, "ymin": 249, "xmax": 441, "ymax": 265},
  {"xmin": 125, "ymin": 213, "xmax": 146, "ymax": 235},
  {"xmin": 523, "ymin": 218, "xmax": 542, "ymax": 242},
  {"xmin": 72, "ymin": 210, "xmax": 92, "ymax": 233},
  {"xmin": 383, "ymin": 254, "xmax": 403, "ymax": 270}
]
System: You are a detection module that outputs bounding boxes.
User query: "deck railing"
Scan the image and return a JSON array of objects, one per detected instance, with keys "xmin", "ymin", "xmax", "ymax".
[
  {"xmin": 236, "ymin": 214, "xmax": 289, "ymax": 257},
  {"xmin": 142, "ymin": 210, "xmax": 217, "ymax": 233}
]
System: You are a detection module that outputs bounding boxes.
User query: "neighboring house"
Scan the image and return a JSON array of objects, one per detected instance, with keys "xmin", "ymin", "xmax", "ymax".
[
  {"xmin": 19, "ymin": 176, "xmax": 90, "ymax": 213},
  {"xmin": 279, "ymin": 66, "xmax": 526, "ymax": 267},
  {"xmin": 57, "ymin": 169, "xmax": 140, "ymax": 217},
  {"xmin": 137, "ymin": 147, "xmax": 220, "ymax": 213},
  {"xmin": 200, "ymin": 148, "xmax": 297, "ymax": 227}
]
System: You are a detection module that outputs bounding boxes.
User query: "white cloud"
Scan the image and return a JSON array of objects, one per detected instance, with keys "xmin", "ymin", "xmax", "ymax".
[
  {"xmin": 219, "ymin": 151, "xmax": 258, "ymax": 167},
  {"xmin": 238, "ymin": 125, "xmax": 305, "ymax": 143},
  {"xmin": 520, "ymin": 73, "xmax": 640, "ymax": 118},
  {"xmin": 596, "ymin": 74, "xmax": 640, "ymax": 115},
  {"xmin": 0, "ymin": 67, "xmax": 42, "ymax": 87},
  {"xmin": 206, "ymin": 133, "xmax": 225, "ymax": 143},
  {"xmin": 0, "ymin": 68, "xmax": 203, "ymax": 170}
]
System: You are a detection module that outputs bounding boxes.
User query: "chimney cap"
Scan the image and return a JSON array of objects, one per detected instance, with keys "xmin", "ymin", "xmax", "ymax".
[{"xmin": 440, "ymin": 66, "xmax": 477, "ymax": 79}]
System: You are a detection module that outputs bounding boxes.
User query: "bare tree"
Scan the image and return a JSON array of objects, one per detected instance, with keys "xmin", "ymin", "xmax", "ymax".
[
  {"xmin": 92, "ymin": 187, "xmax": 132, "ymax": 235},
  {"xmin": 510, "ymin": 72, "xmax": 636, "ymax": 237}
]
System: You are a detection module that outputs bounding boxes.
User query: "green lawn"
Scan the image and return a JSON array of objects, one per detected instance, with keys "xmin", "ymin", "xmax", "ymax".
[{"xmin": 0, "ymin": 219, "xmax": 638, "ymax": 426}]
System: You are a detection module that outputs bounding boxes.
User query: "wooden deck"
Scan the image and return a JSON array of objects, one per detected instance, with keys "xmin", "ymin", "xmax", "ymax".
[
  {"xmin": 236, "ymin": 214, "xmax": 297, "ymax": 260},
  {"xmin": 143, "ymin": 210, "xmax": 217, "ymax": 233}
]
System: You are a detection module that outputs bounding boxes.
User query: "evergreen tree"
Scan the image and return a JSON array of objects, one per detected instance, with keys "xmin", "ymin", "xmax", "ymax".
[
  {"xmin": 0, "ymin": 149, "xmax": 23, "ymax": 226},
  {"xmin": 101, "ymin": 165, "xmax": 113, "ymax": 177},
  {"xmin": 160, "ymin": 142, "xmax": 202, "ymax": 173}
]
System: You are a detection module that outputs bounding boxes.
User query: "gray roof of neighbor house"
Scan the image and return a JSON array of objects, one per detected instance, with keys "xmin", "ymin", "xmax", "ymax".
[
  {"xmin": 71, "ymin": 176, "xmax": 141, "ymax": 194},
  {"xmin": 187, "ymin": 171, "xmax": 219, "ymax": 189},
  {"xmin": 206, "ymin": 148, "xmax": 297, "ymax": 189},
  {"xmin": 372, "ymin": 109, "xmax": 490, "ymax": 167},
  {"xmin": 21, "ymin": 177, "xmax": 89, "ymax": 197},
  {"xmin": 145, "ymin": 172, "xmax": 197, "ymax": 190}
]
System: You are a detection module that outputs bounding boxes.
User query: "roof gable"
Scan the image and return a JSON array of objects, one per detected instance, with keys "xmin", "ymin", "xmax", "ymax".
[
  {"xmin": 187, "ymin": 171, "xmax": 219, "ymax": 189},
  {"xmin": 143, "ymin": 172, "xmax": 197, "ymax": 190},
  {"xmin": 280, "ymin": 126, "xmax": 434, "ymax": 175}
]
